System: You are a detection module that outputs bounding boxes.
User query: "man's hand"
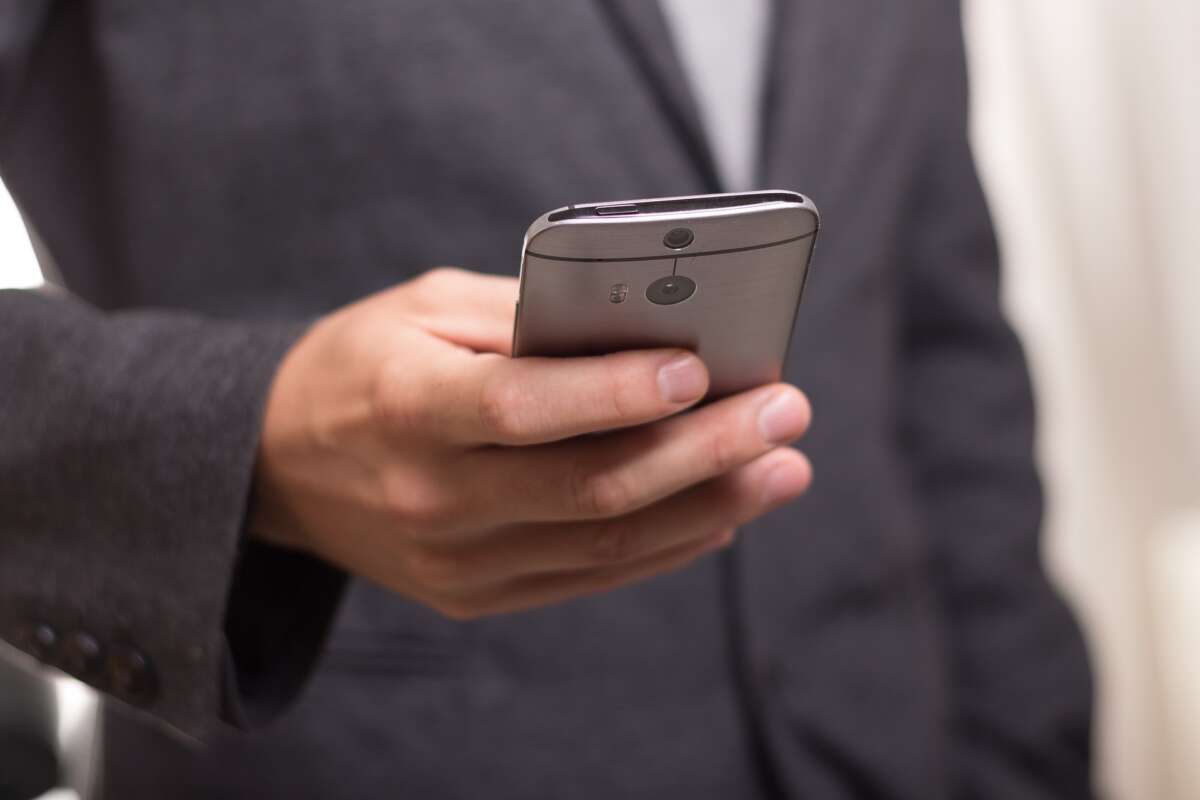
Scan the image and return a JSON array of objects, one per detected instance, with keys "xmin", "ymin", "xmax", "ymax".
[{"xmin": 250, "ymin": 268, "xmax": 812, "ymax": 619}]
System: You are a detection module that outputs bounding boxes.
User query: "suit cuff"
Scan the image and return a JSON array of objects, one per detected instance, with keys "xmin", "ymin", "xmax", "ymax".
[{"xmin": 220, "ymin": 540, "xmax": 347, "ymax": 729}]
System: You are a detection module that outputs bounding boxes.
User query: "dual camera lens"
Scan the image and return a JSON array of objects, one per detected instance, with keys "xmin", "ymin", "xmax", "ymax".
[
  {"xmin": 605, "ymin": 228, "xmax": 697, "ymax": 305},
  {"xmin": 663, "ymin": 227, "xmax": 694, "ymax": 249},
  {"xmin": 646, "ymin": 227, "xmax": 696, "ymax": 305},
  {"xmin": 646, "ymin": 275, "xmax": 696, "ymax": 305}
]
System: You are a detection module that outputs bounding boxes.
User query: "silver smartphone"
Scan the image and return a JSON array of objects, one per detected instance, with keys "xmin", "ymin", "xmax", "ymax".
[{"xmin": 512, "ymin": 191, "xmax": 820, "ymax": 400}]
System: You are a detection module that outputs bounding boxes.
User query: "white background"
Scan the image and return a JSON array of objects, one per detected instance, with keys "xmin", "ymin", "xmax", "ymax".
[
  {"xmin": 2, "ymin": 3, "xmax": 1198, "ymax": 797},
  {"xmin": 966, "ymin": 2, "xmax": 1199, "ymax": 797},
  {"xmin": 0, "ymin": 187, "xmax": 40, "ymax": 288}
]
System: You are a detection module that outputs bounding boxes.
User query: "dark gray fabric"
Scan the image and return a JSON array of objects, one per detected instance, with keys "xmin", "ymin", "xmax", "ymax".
[{"xmin": 0, "ymin": 1, "xmax": 1093, "ymax": 797}]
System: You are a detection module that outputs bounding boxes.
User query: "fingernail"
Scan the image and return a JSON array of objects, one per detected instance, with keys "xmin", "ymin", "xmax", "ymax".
[
  {"xmin": 658, "ymin": 353, "xmax": 707, "ymax": 404},
  {"xmin": 761, "ymin": 463, "xmax": 810, "ymax": 507},
  {"xmin": 757, "ymin": 389, "xmax": 810, "ymax": 443}
]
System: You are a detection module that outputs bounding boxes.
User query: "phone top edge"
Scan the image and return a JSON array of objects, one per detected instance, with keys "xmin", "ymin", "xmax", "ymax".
[
  {"xmin": 522, "ymin": 190, "xmax": 818, "ymax": 255},
  {"xmin": 551, "ymin": 189, "xmax": 807, "ymax": 220}
]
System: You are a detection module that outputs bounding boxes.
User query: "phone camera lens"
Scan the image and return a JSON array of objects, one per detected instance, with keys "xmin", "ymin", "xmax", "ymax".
[
  {"xmin": 663, "ymin": 227, "xmax": 694, "ymax": 250},
  {"xmin": 646, "ymin": 275, "xmax": 696, "ymax": 305}
]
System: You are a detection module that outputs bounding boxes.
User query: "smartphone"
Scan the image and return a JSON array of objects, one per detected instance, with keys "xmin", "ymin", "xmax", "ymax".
[{"xmin": 512, "ymin": 190, "xmax": 819, "ymax": 399}]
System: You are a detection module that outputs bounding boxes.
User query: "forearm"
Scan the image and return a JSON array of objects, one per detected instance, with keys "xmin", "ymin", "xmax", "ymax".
[{"xmin": 0, "ymin": 288, "xmax": 320, "ymax": 737}]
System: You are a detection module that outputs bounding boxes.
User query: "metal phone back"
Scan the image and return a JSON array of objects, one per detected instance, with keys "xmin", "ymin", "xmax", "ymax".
[{"xmin": 513, "ymin": 191, "xmax": 819, "ymax": 399}]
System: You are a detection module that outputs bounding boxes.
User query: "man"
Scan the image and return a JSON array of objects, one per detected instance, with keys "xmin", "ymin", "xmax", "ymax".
[{"xmin": 0, "ymin": 1, "xmax": 1092, "ymax": 797}]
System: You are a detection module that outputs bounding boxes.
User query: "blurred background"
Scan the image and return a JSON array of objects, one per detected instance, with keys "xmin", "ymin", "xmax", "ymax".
[{"xmin": 0, "ymin": 2, "xmax": 1196, "ymax": 798}]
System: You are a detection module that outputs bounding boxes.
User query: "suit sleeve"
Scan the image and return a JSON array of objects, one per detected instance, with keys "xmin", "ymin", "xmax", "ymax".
[
  {"xmin": 897, "ymin": 6, "xmax": 1094, "ymax": 797},
  {"xmin": 0, "ymin": 3, "xmax": 345, "ymax": 740}
]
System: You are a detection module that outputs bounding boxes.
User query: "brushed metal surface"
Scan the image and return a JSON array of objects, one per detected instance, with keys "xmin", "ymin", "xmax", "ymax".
[{"xmin": 513, "ymin": 192, "xmax": 819, "ymax": 399}]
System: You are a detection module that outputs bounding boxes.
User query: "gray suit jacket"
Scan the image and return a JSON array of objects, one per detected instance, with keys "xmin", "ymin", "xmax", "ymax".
[{"xmin": 0, "ymin": 1, "xmax": 1092, "ymax": 797}]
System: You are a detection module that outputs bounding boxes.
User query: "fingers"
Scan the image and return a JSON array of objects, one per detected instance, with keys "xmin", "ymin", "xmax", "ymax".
[
  {"xmin": 461, "ymin": 529, "xmax": 732, "ymax": 618},
  {"xmin": 405, "ymin": 268, "xmax": 518, "ymax": 354},
  {"xmin": 468, "ymin": 382, "xmax": 811, "ymax": 524},
  {"xmin": 456, "ymin": 447, "xmax": 811, "ymax": 583},
  {"xmin": 434, "ymin": 448, "xmax": 809, "ymax": 618},
  {"xmin": 440, "ymin": 348, "xmax": 711, "ymax": 445}
]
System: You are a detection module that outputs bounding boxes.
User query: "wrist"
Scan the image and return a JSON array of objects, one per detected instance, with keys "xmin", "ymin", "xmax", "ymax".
[{"xmin": 245, "ymin": 468, "xmax": 307, "ymax": 551}]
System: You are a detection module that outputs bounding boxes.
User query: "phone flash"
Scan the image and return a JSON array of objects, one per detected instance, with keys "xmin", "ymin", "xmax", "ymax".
[{"xmin": 609, "ymin": 283, "xmax": 629, "ymax": 304}]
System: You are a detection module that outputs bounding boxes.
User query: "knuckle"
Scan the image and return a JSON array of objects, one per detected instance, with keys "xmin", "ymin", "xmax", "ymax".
[
  {"xmin": 589, "ymin": 521, "xmax": 635, "ymax": 563},
  {"xmin": 706, "ymin": 428, "xmax": 744, "ymax": 475},
  {"xmin": 580, "ymin": 567, "xmax": 632, "ymax": 597},
  {"xmin": 409, "ymin": 498, "xmax": 452, "ymax": 529},
  {"xmin": 601, "ymin": 359, "xmax": 641, "ymax": 422},
  {"xmin": 380, "ymin": 474, "xmax": 450, "ymax": 529},
  {"xmin": 434, "ymin": 596, "xmax": 484, "ymax": 622},
  {"xmin": 370, "ymin": 358, "xmax": 415, "ymax": 429},
  {"xmin": 378, "ymin": 471, "xmax": 412, "ymax": 516},
  {"xmin": 476, "ymin": 375, "xmax": 527, "ymax": 440},
  {"xmin": 372, "ymin": 358, "xmax": 447, "ymax": 439},
  {"xmin": 418, "ymin": 266, "xmax": 463, "ymax": 289},
  {"xmin": 406, "ymin": 544, "xmax": 468, "ymax": 592},
  {"xmin": 571, "ymin": 466, "xmax": 634, "ymax": 518},
  {"xmin": 408, "ymin": 268, "xmax": 465, "ymax": 311}
]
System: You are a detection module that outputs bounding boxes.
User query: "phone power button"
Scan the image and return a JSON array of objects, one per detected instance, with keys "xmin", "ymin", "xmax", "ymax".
[{"xmin": 595, "ymin": 204, "xmax": 639, "ymax": 216}]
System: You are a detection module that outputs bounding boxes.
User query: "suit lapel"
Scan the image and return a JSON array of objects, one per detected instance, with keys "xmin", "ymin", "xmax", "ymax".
[{"xmin": 593, "ymin": 0, "xmax": 723, "ymax": 193}]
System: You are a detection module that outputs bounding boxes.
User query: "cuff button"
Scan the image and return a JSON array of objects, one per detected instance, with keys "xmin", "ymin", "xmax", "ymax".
[
  {"xmin": 107, "ymin": 645, "xmax": 159, "ymax": 706},
  {"xmin": 13, "ymin": 622, "xmax": 58, "ymax": 662},
  {"xmin": 59, "ymin": 631, "xmax": 103, "ymax": 681}
]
